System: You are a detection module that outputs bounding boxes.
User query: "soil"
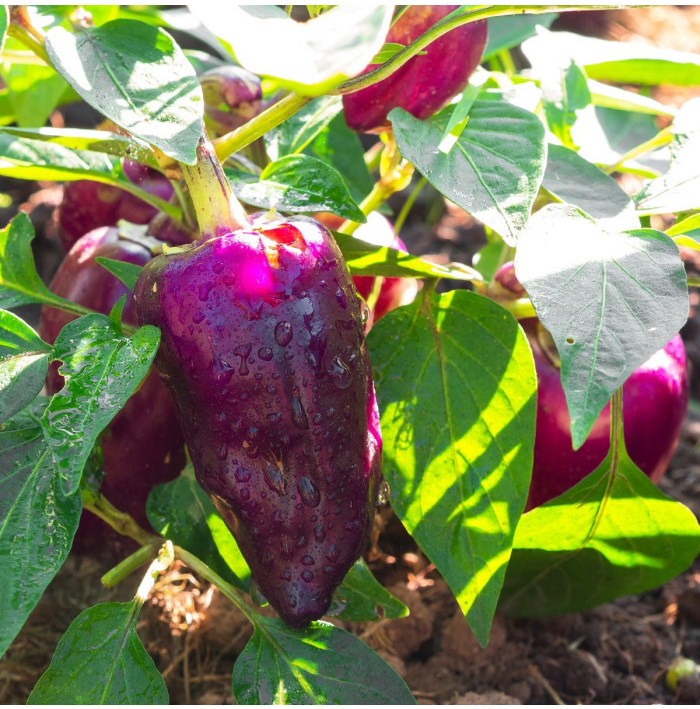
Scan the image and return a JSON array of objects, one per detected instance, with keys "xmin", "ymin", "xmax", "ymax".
[{"xmin": 2, "ymin": 6, "xmax": 700, "ymax": 706}]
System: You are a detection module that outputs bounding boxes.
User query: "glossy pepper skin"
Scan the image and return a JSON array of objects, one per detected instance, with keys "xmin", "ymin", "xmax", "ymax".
[
  {"xmin": 134, "ymin": 214, "xmax": 382, "ymax": 627},
  {"xmin": 58, "ymin": 160, "xmax": 174, "ymax": 251},
  {"xmin": 40, "ymin": 226, "xmax": 186, "ymax": 557},
  {"xmin": 316, "ymin": 212, "xmax": 418, "ymax": 329},
  {"xmin": 342, "ymin": 6, "xmax": 488, "ymax": 133}
]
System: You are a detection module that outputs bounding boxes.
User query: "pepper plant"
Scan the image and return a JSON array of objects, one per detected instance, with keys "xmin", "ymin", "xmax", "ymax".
[{"xmin": 1, "ymin": 4, "xmax": 699, "ymax": 704}]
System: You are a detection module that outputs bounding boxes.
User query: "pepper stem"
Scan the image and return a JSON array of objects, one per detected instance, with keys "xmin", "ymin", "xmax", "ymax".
[{"xmin": 180, "ymin": 137, "xmax": 250, "ymax": 238}]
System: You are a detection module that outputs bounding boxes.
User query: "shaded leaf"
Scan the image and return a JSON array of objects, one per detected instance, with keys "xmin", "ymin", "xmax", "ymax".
[
  {"xmin": 147, "ymin": 472, "xmax": 250, "ymax": 591},
  {"xmin": 95, "ymin": 257, "xmax": 142, "ymax": 292},
  {"xmin": 514, "ymin": 204, "xmax": 688, "ymax": 448},
  {"xmin": 233, "ymin": 617, "xmax": 416, "ymax": 704},
  {"xmin": 327, "ymin": 558, "xmax": 408, "ymax": 622},
  {"xmin": 543, "ymin": 144, "xmax": 638, "ymax": 232},
  {"xmin": 390, "ymin": 100, "xmax": 546, "ymax": 244},
  {"xmin": 230, "ymin": 155, "xmax": 365, "ymax": 222},
  {"xmin": 0, "ymin": 400, "xmax": 81, "ymax": 658},
  {"xmin": 28, "ymin": 602, "xmax": 168, "ymax": 704},
  {"xmin": 266, "ymin": 95, "xmax": 342, "ymax": 160},
  {"xmin": 0, "ymin": 212, "xmax": 54, "ymax": 310},
  {"xmin": 41, "ymin": 314, "xmax": 160, "ymax": 496},
  {"xmin": 46, "ymin": 20, "xmax": 203, "ymax": 164}
]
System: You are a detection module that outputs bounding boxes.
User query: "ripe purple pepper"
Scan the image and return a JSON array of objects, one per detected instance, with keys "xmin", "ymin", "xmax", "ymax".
[
  {"xmin": 134, "ymin": 143, "xmax": 382, "ymax": 627},
  {"xmin": 59, "ymin": 160, "xmax": 174, "ymax": 251},
  {"xmin": 343, "ymin": 6, "xmax": 488, "ymax": 133}
]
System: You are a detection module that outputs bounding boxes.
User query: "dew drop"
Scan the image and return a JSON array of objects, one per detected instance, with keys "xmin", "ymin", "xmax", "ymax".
[
  {"xmin": 301, "ymin": 570, "xmax": 314, "ymax": 583},
  {"xmin": 216, "ymin": 443, "xmax": 228, "ymax": 461},
  {"xmin": 297, "ymin": 476, "xmax": 320, "ymax": 507},
  {"xmin": 326, "ymin": 355, "xmax": 352, "ymax": 389},
  {"xmin": 336, "ymin": 286, "xmax": 347, "ymax": 309},
  {"xmin": 258, "ymin": 347, "xmax": 273, "ymax": 361},
  {"xmin": 326, "ymin": 544, "xmax": 340, "ymax": 562},
  {"xmin": 314, "ymin": 524, "xmax": 326, "ymax": 542},
  {"xmin": 264, "ymin": 464, "xmax": 286, "ymax": 495},
  {"xmin": 212, "ymin": 261, "xmax": 224, "ymax": 274},
  {"xmin": 192, "ymin": 310, "xmax": 205, "ymax": 324},
  {"xmin": 267, "ymin": 412, "xmax": 282, "ymax": 424},
  {"xmin": 267, "ymin": 384, "xmax": 277, "ymax": 394},
  {"xmin": 235, "ymin": 467, "xmax": 251, "ymax": 483},
  {"xmin": 275, "ymin": 321, "xmax": 293, "ymax": 346},
  {"xmin": 378, "ymin": 478, "xmax": 391, "ymax": 505},
  {"xmin": 240, "ymin": 487, "xmax": 250, "ymax": 501},
  {"xmin": 291, "ymin": 388, "xmax": 309, "ymax": 430}
]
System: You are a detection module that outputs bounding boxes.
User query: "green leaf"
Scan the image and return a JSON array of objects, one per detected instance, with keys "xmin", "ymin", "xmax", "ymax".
[
  {"xmin": 45, "ymin": 20, "xmax": 203, "ymax": 164},
  {"xmin": 588, "ymin": 79, "xmax": 676, "ymax": 118},
  {"xmin": 96, "ymin": 257, "xmax": 142, "ymax": 292},
  {"xmin": 266, "ymin": 95, "xmax": 343, "ymax": 160},
  {"xmin": 0, "ymin": 212, "xmax": 54, "ymax": 309},
  {"xmin": 303, "ymin": 113, "xmax": 373, "ymax": 203},
  {"xmin": 335, "ymin": 231, "xmax": 483, "ymax": 282},
  {"xmin": 482, "ymin": 13, "xmax": 558, "ymax": 59},
  {"xmin": 0, "ymin": 353, "xmax": 49, "ymax": 424},
  {"xmin": 0, "ymin": 133, "xmax": 178, "ymax": 218},
  {"xmin": 147, "ymin": 472, "xmax": 250, "ymax": 591},
  {"xmin": 28, "ymin": 601, "xmax": 168, "ymax": 704},
  {"xmin": 327, "ymin": 558, "xmax": 408, "ymax": 622},
  {"xmin": 635, "ymin": 99, "xmax": 700, "ymax": 215},
  {"xmin": 0, "ymin": 126, "xmax": 157, "ymax": 166},
  {"xmin": 0, "ymin": 400, "xmax": 82, "ymax": 658},
  {"xmin": 541, "ymin": 60, "xmax": 591, "ymax": 149},
  {"xmin": 0, "ymin": 6, "xmax": 8, "ymax": 53},
  {"xmin": 233, "ymin": 617, "xmax": 416, "ymax": 704},
  {"xmin": 573, "ymin": 106, "xmax": 668, "ymax": 176},
  {"xmin": 371, "ymin": 41, "xmax": 410, "ymax": 64},
  {"xmin": 523, "ymin": 27, "xmax": 700, "ymax": 86},
  {"xmin": 368, "ymin": 290, "xmax": 537, "ymax": 646},
  {"xmin": 514, "ymin": 204, "xmax": 688, "ymax": 449},
  {"xmin": 41, "ymin": 314, "xmax": 160, "ymax": 496},
  {"xmin": 390, "ymin": 100, "xmax": 546, "ymax": 245},
  {"xmin": 230, "ymin": 155, "xmax": 365, "ymax": 222},
  {"xmin": 0, "ymin": 58, "xmax": 69, "ymax": 128},
  {"xmin": 0, "ymin": 308, "xmax": 49, "ymax": 356},
  {"xmin": 0, "ymin": 310, "xmax": 52, "ymax": 422},
  {"xmin": 500, "ymin": 442, "xmax": 700, "ymax": 617},
  {"xmin": 543, "ymin": 144, "xmax": 638, "ymax": 232},
  {"xmin": 194, "ymin": 5, "xmax": 393, "ymax": 96}
]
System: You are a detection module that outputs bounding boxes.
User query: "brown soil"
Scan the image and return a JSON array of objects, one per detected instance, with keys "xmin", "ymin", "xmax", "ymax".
[{"xmin": 2, "ymin": 6, "xmax": 700, "ymax": 705}]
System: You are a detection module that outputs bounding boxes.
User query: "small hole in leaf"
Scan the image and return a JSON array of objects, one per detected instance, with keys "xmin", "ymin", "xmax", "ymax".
[
  {"xmin": 566, "ymin": 337, "xmax": 575, "ymax": 344},
  {"xmin": 375, "ymin": 604, "xmax": 386, "ymax": 619}
]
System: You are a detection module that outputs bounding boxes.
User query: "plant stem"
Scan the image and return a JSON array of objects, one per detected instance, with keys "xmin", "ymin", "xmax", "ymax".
[
  {"xmin": 102, "ymin": 542, "xmax": 159, "ymax": 588},
  {"xmin": 180, "ymin": 138, "xmax": 250, "ymax": 237},
  {"xmin": 7, "ymin": 6, "xmax": 51, "ymax": 65},
  {"xmin": 213, "ymin": 93, "xmax": 312, "ymax": 162},
  {"xmin": 82, "ymin": 488, "xmax": 161, "ymax": 548},
  {"xmin": 604, "ymin": 126, "xmax": 673, "ymax": 175},
  {"xmin": 394, "ymin": 176, "xmax": 427, "ymax": 235},
  {"xmin": 498, "ymin": 297, "xmax": 537, "ymax": 321},
  {"xmin": 175, "ymin": 545, "xmax": 259, "ymax": 626}
]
